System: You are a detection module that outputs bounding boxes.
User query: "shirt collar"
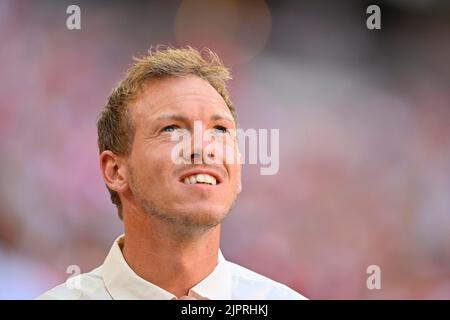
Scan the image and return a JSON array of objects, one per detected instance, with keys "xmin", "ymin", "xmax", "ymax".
[{"xmin": 102, "ymin": 234, "xmax": 232, "ymax": 300}]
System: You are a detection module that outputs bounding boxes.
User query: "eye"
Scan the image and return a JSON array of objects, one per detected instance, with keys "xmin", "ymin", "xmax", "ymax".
[
  {"xmin": 162, "ymin": 125, "xmax": 179, "ymax": 133},
  {"xmin": 213, "ymin": 125, "xmax": 228, "ymax": 134}
]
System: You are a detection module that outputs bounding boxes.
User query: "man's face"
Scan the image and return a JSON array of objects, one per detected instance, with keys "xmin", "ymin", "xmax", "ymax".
[{"xmin": 125, "ymin": 75, "xmax": 241, "ymax": 231}]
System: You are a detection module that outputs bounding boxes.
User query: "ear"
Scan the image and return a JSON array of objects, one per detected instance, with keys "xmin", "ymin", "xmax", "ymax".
[{"xmin": 99, "ymin": 150, "xmax": 129, "ymax": 194}]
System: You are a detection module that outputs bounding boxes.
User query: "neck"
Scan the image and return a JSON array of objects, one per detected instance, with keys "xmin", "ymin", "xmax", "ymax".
[{"xmin": 121, "ymin": 207, "xmax": 221, "ymax": 298}]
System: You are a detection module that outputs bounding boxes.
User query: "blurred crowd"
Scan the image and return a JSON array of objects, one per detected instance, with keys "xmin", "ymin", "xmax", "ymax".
[{"xmin": 0, "ymin": 0, "xmax": 449, "ymax": 299}]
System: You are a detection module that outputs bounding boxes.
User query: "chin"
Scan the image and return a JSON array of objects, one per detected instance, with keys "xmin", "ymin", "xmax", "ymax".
[{"xmin": 178, "ymin": 205, "xmax": 230, "ymax": 227}]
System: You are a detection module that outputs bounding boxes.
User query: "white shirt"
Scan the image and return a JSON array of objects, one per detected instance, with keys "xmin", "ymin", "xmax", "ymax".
[{"xmin": 37, "ymin": 235, "xmax": 307, "ymax": 300}]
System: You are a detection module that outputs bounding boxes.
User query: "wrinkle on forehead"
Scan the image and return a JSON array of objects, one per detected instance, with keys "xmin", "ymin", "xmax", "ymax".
[{"xmin": 132, "ymin": 75, "xmax": 231, "ymax": 123}]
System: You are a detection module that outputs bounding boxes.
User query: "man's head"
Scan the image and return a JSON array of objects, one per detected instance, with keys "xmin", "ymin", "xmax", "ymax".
[{"xmin": 97, "ymin": 46, "xmax": 242, "ymax": 234}]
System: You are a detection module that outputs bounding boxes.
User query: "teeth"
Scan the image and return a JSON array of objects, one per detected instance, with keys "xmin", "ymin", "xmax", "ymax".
[{"xmin": 182, "ymin": 174, "xmax": 217, "ymax": 185}]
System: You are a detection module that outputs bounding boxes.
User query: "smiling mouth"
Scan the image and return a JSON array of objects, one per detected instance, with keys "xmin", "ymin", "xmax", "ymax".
[{"xmin": 182, "ymin": 173, "xmax": 217, "ymax": 185}]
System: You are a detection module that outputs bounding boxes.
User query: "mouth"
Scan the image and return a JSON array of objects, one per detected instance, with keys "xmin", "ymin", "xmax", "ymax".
[
  {"xmin": 181, "ymin": 173, "xmax": 218, "ymax": 186},
  {"xmin": 179, "ymin": 169, "xmax": 223, "ymax": 186}
]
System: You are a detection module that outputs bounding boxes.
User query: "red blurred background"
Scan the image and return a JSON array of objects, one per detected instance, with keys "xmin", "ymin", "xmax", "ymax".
[{"xmin": 0, "ymin": 0, "xmax": 449, "ymax": 299}]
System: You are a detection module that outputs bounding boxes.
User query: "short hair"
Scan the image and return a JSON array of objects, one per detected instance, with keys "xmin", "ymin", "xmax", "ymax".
[{"xmin": 97, "ymin": 46, "xmax": 236, "ymax": 220}]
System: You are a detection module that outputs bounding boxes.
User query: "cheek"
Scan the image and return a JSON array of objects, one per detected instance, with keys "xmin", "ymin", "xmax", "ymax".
[
  {"xmin": 211, "ymin": 136, "xmax": 240, "ymax": 165},
  {"xmin": 226, "ymin": 162, "xmax": 241, "ymax": 189},
  {"xmin": 134, "ymin": 145, "xmax": 174, "ymax": 182}
]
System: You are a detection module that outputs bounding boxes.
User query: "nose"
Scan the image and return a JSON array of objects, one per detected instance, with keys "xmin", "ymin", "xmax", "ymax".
[
  {"xmin": 191, "ymin": 122, "xmax": 215, "ymax": 164},
  {"xmin": 191, "ymin": 140, "xmax": 215, "ymax": 164}
]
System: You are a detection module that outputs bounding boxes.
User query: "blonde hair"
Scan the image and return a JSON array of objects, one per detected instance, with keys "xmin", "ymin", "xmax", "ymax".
[{"xmin": 97, "ymin": 46, "xmax": 236, "ymax": 220}]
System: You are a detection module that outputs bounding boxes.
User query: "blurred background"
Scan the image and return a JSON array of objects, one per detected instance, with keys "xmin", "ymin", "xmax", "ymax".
[{"xmin": 1, "ymin": 0, "xmax": 450, "ymax": 299}]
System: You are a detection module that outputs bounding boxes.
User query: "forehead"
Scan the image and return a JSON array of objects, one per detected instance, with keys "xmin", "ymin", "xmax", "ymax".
[{"xmin": 132, "ymin": 75, "xmax": 232, "ymax": 124}]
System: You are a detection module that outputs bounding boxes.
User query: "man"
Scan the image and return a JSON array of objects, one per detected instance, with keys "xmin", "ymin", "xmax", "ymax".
[{"xmin": 38, "ymin": 46, "xmax": 307, "ymax": 300}]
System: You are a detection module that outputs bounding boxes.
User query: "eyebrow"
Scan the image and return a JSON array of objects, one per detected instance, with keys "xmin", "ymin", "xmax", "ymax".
[
  {"xmin": 155, "ymin": 114, "xmax": 190, "ymax": 123},
  {"xmin": 210, "ymin": 114, "xmax": 234, "ymax": 123},
  {"xmin": 155, "ymin": 113, "xmax": 234, "ymax": 123}
]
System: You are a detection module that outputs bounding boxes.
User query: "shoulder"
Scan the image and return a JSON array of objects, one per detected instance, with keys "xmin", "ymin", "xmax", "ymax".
[
  {"xmin": 36, "ymin": 266, "xmax": 110, "ymax": 300},
  {"xmin": 227, "ymin": 261, "xmax": 308, "ymax": 300}
]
